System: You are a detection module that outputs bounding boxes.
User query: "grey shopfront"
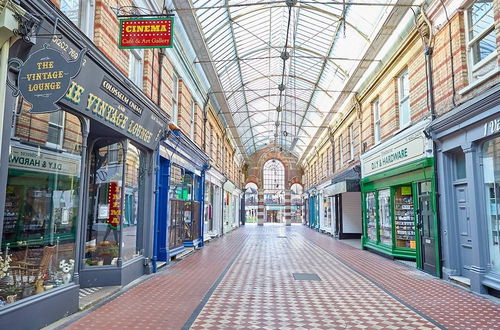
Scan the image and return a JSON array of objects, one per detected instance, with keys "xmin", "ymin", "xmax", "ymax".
[
  {"xmin": 0, "ymin": 0, "xmax": 168, "ymax": 328},
  {"xmin": 427, "ymin": 85, "xmax": 500, "ymax": 295}
]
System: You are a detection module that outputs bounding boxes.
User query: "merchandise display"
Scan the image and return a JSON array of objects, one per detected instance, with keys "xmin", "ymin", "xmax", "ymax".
[{"xmin": 394, "ymin": 187, "xmax": 416, "ymax": 248}]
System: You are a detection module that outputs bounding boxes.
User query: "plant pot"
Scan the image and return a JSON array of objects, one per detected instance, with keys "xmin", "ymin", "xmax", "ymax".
[{"xmin": 6, "ymin": 294, "xmax": 17, "ymax": 304}]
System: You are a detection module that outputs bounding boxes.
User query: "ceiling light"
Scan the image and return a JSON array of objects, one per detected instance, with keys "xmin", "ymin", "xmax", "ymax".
[
  {"xmin": 275, "ymin": 121, "xmax": 280, "ymax": 127},
  {"xmin": 278, "ymin": 84, "xmax": 286, "ymax": 91},
  {"xmin": 285, "ymin": 0, "xmax": 298, "ymax": 7},
  {"xmin": 276, "ymin": 106, "xmax": 282, "ymax": 112},
  {"xmin": 280, "ymin": 51, "xmax": 290, "ymax": 61}
]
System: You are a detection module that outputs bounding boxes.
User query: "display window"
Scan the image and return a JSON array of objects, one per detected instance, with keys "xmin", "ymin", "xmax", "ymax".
[
  {"xmin": 323, "ymin": 197, "xmax": 332, "ymax": 228},
  {"xmin": 85, "ymin": 142, "xmax": 124, "ymax": 267},
  {"xmin": 1, "ymin": 107, "xmax": 82, "ymax": 306},
  {"xmin": 394, "ymin": 186, "xmax": 416, "ymax": 249},
  {"xmin": 365, "ymin": 192, "xmax": 377, "ymax": 241},
  {"xmin": 378, "ymin": 189, "xmax": 392, "ymax": 245},
  {"xmin": 482, "ymin": 136, "xmax": 500, "ymax": 274}
]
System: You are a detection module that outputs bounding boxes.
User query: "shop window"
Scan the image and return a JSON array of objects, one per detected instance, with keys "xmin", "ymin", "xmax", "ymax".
[
  {"xmin": 482, "ymin": 137, "xmax": 500, "ymax": 274},
  {"xmin": 398, "ymin": 69, "xmax": 410, "ymax": 129},
  {"xmin": 46, "ymin": 111, "xmax": 65, "ymax": 148},
  {"xmin": 394, "ymin": 186, "xmax": 416, "ymax": 249},
  {"xmin": 172, "ymin": 73, "xmax": 179, "ymax": 125},
  {"xmin": 365, "ymin": 192, "xmax": 377, "ymax": 241},
  {"xmin": 2, "ymin": 109, "xmax": 83, "ymax": 305},
  {"xmin": 128, "ymin": 49, "xmax": 144, "ymax": 88},
  {"xmin": 122, "ymin": 143, "xmax": 145, "ymax": 263},
  {"xmin": 373, "ymin": 98, "xmax": 381, "ymax": 144},
  {"xmin": 466, "ymin": 0, "xmax": 496, "ymax": 80},
  {"xmin": 168, "ymin": 165, "xmax": 195, "ymax": 249},
  {"xmin": 454, "ymin": 151, "xmax": 467, "ymax": 180},
  {"xmin": 61, "ymin": 0, "xmax": 95, "ymax": 39},
  {"xmin": 378, "ymin": 189, "xmax": 392, "ymax": 245},
  {"xmin": 85, "ymin": 142, "xmax": 124, "ymax": 267}
]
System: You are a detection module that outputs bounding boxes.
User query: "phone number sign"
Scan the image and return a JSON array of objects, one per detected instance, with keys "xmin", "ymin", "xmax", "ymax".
[{"xmin": 119, "ymin": 17, "xmax": 174, "ymax": 49}]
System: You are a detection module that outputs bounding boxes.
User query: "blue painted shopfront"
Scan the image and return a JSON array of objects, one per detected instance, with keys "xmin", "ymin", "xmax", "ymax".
[
  {"xmin": 308, "ymin": 194, "xmax": 319, "ymax": 229},
  {"xmin": 154, "ymin": 129, "xmax": 209, "ymax": 265}
]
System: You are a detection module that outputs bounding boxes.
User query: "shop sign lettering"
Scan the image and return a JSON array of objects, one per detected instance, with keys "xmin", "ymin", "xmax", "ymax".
[
  {"xmin": 10, "ymin": 44, "xmax": 86, "ymax": 113},
  {"xmin": 64, "ymin": 81, "xmax": 154, "ymax": 145},
  {"xmin": 484, "ymin": 119, "xmax": 500, "ymax": 137},
  {"xmin": 119, "ymin": 18, "xmax": 174, "ymax": 49},
  {"xmin": 370, "ymin": 148, "xmax": 408, "ymax": 171},
  {"xmin": 101, "ymin": 78, "xmax": 143, "ymax": 116},
  {"xmin": 8, "ymin": 146, "xmax": 80, "ymax": 177}
]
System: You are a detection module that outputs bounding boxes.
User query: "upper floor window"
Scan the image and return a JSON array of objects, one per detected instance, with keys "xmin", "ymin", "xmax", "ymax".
[
  {"xmin": 128, "ymin": 49, "xmax": 144, "ymax": 88},
  {"xmin": 466, "ymin": 0, "xmax": 496, "ymax": 80},
  {"xmin": 190, "ymin": 101, "xmax": 196, "ymax": 140},
  {"xmin": 61, "ymin": 0, "xmax": 95, "ymax": 39},
  {"xmin": 373, "ymin": 98, "xmax": 381, "ymax": 144},
  {"xmin": 349, "ymin": 125, "xmax": 355, "ymax": 160},
  {"xmin": 398, "ymin": 69, "xmax": 410, "ymax": 129},
  {"xmin": 47, "ymin": 111, "xmax": 65, "ymax": 148},
  {"xmin": 339, "ymin": 135, "xmax": 344, "ymax": 165},
  {"xmin": 172, "ymin": 73, "xmax": 179, "ymax": 125}
]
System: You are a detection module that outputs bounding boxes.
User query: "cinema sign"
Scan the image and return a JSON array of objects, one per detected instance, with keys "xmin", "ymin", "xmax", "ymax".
[{"xmin": 119, "ymin": 17, "xmax": 174, "ymax": 49}]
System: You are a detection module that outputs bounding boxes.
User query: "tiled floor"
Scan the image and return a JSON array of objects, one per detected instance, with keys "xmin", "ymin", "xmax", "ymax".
[{"xmin": 60, "ymin": 225, "xmax": 500, "ymax": 329}]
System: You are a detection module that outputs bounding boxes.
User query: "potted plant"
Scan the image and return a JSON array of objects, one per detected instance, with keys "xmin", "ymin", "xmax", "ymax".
[{"xmin": 96, "ymin": 242, "xmax": 119, "ymax": 265}]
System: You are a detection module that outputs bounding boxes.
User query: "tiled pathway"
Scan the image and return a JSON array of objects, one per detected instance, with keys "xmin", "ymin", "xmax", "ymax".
[{"xmin": 62, "ymin": 225, "xmax": 500, "ymax": 329}]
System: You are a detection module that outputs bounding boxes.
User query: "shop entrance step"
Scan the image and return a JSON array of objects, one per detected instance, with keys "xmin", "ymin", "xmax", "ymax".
[
  {"xmin": 449, "ymin": 275, "xmax": 471, "ymax": 288},
  {"xmin": 79, "ymin": 286, "xmax": 120, "ymax": 311}
]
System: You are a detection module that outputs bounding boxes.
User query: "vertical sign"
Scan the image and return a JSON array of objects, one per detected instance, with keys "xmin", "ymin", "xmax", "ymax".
[{"xmin": 107, "ymin": 182, "xmax": 121, "ymax": 229}]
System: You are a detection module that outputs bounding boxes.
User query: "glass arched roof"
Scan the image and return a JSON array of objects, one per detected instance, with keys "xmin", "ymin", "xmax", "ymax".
[{"xmin": 185, "ymin": 0, "xmax": 398, "ymax": 156}]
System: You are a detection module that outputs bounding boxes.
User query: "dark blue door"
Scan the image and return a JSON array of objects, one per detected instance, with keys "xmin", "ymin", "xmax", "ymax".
[{"xmin": 156, "ymin": 157, "xmax": 170, "ymax": 261}]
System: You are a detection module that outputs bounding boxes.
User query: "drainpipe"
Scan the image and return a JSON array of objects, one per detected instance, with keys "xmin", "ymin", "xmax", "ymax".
[
  {"xmin": 157, "ymin": 49, "xmax": 166, "ymax": 107},
  {"xmin": 420, "ymin": 9, "xmax": 443, "ymax": 278}
]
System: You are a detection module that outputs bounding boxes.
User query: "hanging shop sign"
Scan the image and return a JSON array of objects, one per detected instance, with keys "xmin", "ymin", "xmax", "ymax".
[
  {"xmin": 9, "ymin": 44, "xmax": 86, "ymax": 113},
  {"xmin": 8, "ymin": 144, "xmax": 81, "ymax": 177},
  {"xmin": 361, "ymin": 120, "xmax": 433, "ymax": 178},
  {"xmin": 119, "ymin": 17, "xmax": 174, "ymax": 49},
  {"xmin": 9, "ymin": 23, "xmax": 168, "ymax": 150}
]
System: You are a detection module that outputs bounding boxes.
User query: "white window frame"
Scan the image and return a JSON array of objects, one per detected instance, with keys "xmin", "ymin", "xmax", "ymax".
[
  {"xmin": 348, "ymin": 125, "xmax": 354, "ymax": 160},
  {"xmin": 339, "ymin": 135, "xmax": 344, "ymax": 165},
  {"xmin": 190, "ymin": 101, "xmax": 196, "ymax": 140},
  {"xmin": 172, "ymin": 73, "xmax": 179, "ymax": 125},
  {"xmin": 398, "ymin": 69, "xmax": 410, "ymax": 129},
  {"xmin": 46, "ymin": 111, "xmax": 65, "ymax": 149},
  {"xmin": 128, "ymin": 48, "xmax": 144, "ymax": 88},
  {"xmin": 373, "ymin": 98, "xmax": 381, "ymax": 144},
  {"xmin": 464, "ymin": 0, "xmax": 497, "ymax": 82},
  {"xmin": 60, "ymin": 0, "xmax": 95, "ymax": 39}
]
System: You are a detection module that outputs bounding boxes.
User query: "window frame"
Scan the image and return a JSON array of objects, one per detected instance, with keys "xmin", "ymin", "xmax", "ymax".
[
  {"xmin": 373, "ymin": 98, "xmax": 381, "ymax": 144},
  {"xmin": 128, "ymin": 48, "xmax": 144, "ymax": 88},
  {"xmin": 398, "ymin": 68, "xmax": 410, "ymax": 129},
  {"xmin": 465, "ymin": 0, "xmax": 497, "ymax": 81},
  {"xmin": 60, "ymin": 0, "xmax": 96, "ymax": 39},
  {"xmin": 339, "ymin": 135, "xmax": 344, "ymax": 165},
  {"xmin": 348, "ymin": 125, "xmax": 355, "ymax": 160},
  {"xmin": 172, "ymin": 73, "xmax": 179, "ymax": 125},
  {"xmin": 46, "ymin": 111, "xmax": 65, "ymax": 149}
]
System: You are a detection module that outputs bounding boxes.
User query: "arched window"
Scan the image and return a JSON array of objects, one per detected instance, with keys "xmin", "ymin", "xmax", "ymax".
[
  {"xmin": 245, "ymin": 182, "xmax": 258, "ymax": 206},
  {"xmin": 263, "ymin": 159, "xmax": 285, "ymax": 191}
]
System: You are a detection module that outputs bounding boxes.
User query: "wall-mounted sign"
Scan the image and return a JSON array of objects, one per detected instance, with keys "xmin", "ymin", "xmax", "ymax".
[
  {"xmin": 10, "ymin": 44, "xmax": 86, "ymax": 113},
  {"xmin": 101, "ymin": 77, "xmax": 143, "ymax": 116},
  {"xmin": 361, "ymin": 120, "xmax": 433, "ymax": 178},
  {"xmin": 9, "ymin": 145, "xmax": 81, "ymax": 177},
  {"xmin": 119, "ymin": 17, "xmax": 174, "ymax": 49}
]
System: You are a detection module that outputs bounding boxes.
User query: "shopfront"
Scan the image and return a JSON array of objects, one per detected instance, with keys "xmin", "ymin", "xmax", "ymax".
[
  {"xmin": 223, "ymin": 180, "xmax": 240, "ymax": 233},
  {"xmin": 427, "ymin": 85, "xmax": 500, "ymax": 295},
  {"xmin": 324, "ymin": 168, "xmax": 362, "ymax": 239},
  {"xmin": 361, "ymin": 119, "xmax": 440, "ymax": 276},
  {"xmin": 318, "ymin": 181, "xmax": 333, "ymax": 234},
  {"xmin": 156, "ymin": 131, "xmax": 208, "ymax": 261},
  {"xmin": 0, "ymin": 1, "xmax": 168, "ymax": 327},
  {"xmin": 307, "ymin": 189, "xmax": 319, "ymax": 229},
  {"xmin": 204, "ymin": 168, "xmax": 223, "ymax": 240}
]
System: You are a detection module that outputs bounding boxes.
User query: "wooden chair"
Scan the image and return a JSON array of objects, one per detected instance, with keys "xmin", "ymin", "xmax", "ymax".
[{"xmin": 11, "ymin": 246, "xmax": 56, "ymax": 285}]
